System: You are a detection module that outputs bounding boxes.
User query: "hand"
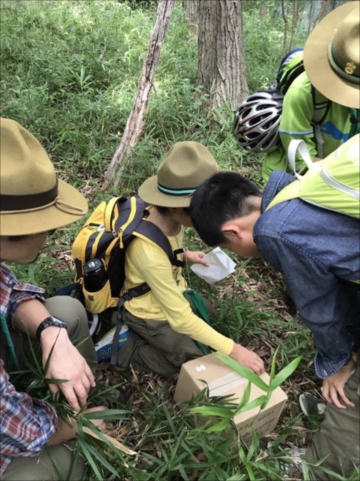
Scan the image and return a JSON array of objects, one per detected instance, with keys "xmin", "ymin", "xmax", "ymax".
[
  {"xmin": 48, "ymin": 406, "xmax": 108, "ymax": 446},
  {"xmin": 184, "ymin": 250, "xmax": 209, "ymax": 266},
  {"xmin": 229, "ymin": 343, "xmax": 265, "ymax": 375},
  {"xmin": 80, "ymin": 406, "xmax": 109, "ymax": 432},
  {"xmin": 41, "ymin": 327, "xmax": 96, "ymax": 411},
  {"xmin": 322, "ymin": 359, "xmax": 356, "ymax": 409}
]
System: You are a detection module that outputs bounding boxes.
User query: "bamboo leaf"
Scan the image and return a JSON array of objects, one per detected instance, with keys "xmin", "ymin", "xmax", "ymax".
[
  {"xmin": 238, "ymin": 379, "xmax": 251, "ymax": 410},
  {"xmin": 270, "ymin": 356, "xmax": 302, "ymax": 390},
  {"xmin": 86, "ymin": 443, "xmax": 122, "ymax": 478},
  {"xmin": 190, "ymin": 405, "xmax": 234, "ymax": 418},
  {"xmin": 245, "ymin": 463, "xmax": 256, "ymax": 481},
  {"xmin": 82, "ymin": 426, "xmax": 136, "ymax": 455},
  {"xmin": 214, "ymin": 352, "xmax": 269, "ymax": 392},
  {"xmin": 43, "ymin": 332, "xmax": 61, "ymax": 376},
  {"xmin": 205, "ymin": 418, "xmax": 230, "ymax": 432},
  {"xmin": 269, "ymin": 346, "xmax": 279, "ymax": 383},
  {"xmin": 235, "ymin": 396, "xmax": 268, "ymax": 416},
  {"xmin": 246, "ymin": 432, "xmax": 259, "ymax": 463},
  {"xmin": 77, "ymin": 438, "xmax": 103, "ymax": 480},
  {"xmin": 83, "ymin": 408, "xmax": 130, "ymax": 419},
  {"xmin": 44, "ymin": 378, "xmax": 69, "ymax": 385}
]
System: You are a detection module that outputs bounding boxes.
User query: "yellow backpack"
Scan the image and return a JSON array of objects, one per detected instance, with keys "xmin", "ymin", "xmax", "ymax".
[{"xmin": 72, "ymin": 196, "xmax": 184, "ymax": 363}]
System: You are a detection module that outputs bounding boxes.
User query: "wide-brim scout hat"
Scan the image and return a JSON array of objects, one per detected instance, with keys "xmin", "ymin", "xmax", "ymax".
[
  {"xmin": 304, "ymin": 2, "xmax": 360, "ymax": 108},
  {"xmin": 0, "ymin": 118, "xmax": 88, "ymax": 236},
  {"xmin": 138, "ymin": 141, "xmax": 218, "ymax": 208}
]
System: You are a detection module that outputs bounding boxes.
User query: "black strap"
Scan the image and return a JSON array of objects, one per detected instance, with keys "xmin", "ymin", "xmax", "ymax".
[
  {"xmin": 134, "ymin": 220, "xmax": 184, "ymax": 267},
  {"xmin": 350, "ymin": 116, "xmax": 360, "ymax": 124},
  {"xmin": 110, "ymin": 282, "xmax": 152, "ymax": 364},
  {"xmin": 74, "ymin": 258, "xmax": 83, "ymax": 281},
  {"xmin": 311, "ymin": 84, "xmax": 331, "ymax": 124}
]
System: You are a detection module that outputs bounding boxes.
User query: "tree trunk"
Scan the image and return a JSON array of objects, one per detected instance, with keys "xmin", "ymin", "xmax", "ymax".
[
  {"xmin": 259, "ymin": 3, "xmax": 267, "ymax": 18},
  {"xmin": 102, "ymin": 0, "xmax": 176, "ymax": 190},
  {"xmin": 184, "ymin": 0, "xmax": 198, "ymax": 29},
  {"xmin": 315, "ymin": 0, "xmax": 332, "ymax": 24},
  {"xmin": 289, "ymin": 0, "xmax": 299, "ymax": 51},
  {"xmin": 197, "ymin": 0, "xmax": 248, "ymax": 111},
  {"xmin": 281, "ymin": 0, "xmax": 288, "ymax": 56}
]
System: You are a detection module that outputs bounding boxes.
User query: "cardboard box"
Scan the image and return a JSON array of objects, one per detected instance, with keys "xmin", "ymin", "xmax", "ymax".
[{"xmin": 174, "ymin": 354, "xmax": 287, "ymax": 442}]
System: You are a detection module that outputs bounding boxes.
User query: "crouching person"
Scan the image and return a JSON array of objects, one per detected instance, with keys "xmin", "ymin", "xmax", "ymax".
[
  {"xmin": 0, "ymin": 119, "xmax": 107, "ymax": 481},
  {"xmin": 116, "ymin": 142, "xmax": 264, "ymax": 376},
  {"xmin": 189, "ymin": 155, "xmax": 360, "ymax": 479}
]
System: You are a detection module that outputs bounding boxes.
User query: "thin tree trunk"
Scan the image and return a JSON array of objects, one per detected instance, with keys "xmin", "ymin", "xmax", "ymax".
[
  {"xmin": 281, "ymin": 0, "xmax": 288, "ymax": 56},
  {"xmin": 316, "ymin": 0, "xmax": 332, "ymax": 24},
  {"xmin": 197, "ymin": 0, "xmax": 248, "ymax": 111},
  {"xmin": 184, "ymin": 0, "xmax": 198, "ymax": 30},
  {"xmin": 289, "ymin": 0, "xmax": 299, "ymax": 51},
  {"xmin": 102, "ymin": 0, "xmax": 175, "ymax": 191}
]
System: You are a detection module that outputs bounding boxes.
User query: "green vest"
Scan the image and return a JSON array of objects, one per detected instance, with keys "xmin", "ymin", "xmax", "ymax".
[{"xmin": 267, "ymin": 135, "xmax": 360, "ymax": 285}]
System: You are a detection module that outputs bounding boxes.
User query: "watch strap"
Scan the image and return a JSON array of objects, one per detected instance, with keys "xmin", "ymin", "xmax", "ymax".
[{"xmin": 36, "ymin": 316, "xmax": 67, "ymax": 341}]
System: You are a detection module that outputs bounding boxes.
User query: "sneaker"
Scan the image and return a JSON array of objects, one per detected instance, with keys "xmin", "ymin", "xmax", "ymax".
[
  {"xmin": 280, "ymin": 443, "xmax": 306, "ymax": 477},
  {"xmin": 299, "ymin": 392, "xmax": 326, "ymax": 417},
  {"xmin": 95, "ymin": 324, "xmax": 130, "ymax": 362}
]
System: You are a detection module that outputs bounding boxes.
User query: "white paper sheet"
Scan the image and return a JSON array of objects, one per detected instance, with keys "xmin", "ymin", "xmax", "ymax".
[{"xmin": 190, "ymin": 247, "xmax": 236, "ymax": 284}]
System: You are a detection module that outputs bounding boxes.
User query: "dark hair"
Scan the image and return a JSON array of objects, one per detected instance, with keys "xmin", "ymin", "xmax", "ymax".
[
  {"xmin": 7, "ymin": 235, "xmax": 29, "ymax": 242},
  {"xmin": 190, "ymin": 172, "xmax": 262, "ymax": 246},
  {"xmin": 154, "ymin": 206, "xmax": 190, "ymax": 216}
]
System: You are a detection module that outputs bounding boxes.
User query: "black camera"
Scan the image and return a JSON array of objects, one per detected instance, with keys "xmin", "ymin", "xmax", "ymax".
[{"xmin": 83, "ymin": 258, "xmax": 107, "ymax": 292}]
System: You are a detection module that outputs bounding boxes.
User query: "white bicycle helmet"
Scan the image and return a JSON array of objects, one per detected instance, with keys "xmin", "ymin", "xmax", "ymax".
[{"xmin": 234, "ymin": 90, "xmax": 283, "ymax": 153}]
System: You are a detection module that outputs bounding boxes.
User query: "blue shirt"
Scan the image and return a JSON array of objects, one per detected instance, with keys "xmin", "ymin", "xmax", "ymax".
[{"xmin": 254, "ymin": 172, "xmax": 360, "ymax": 379}]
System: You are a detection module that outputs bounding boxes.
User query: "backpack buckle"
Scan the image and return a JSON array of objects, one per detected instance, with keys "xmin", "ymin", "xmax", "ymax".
[{"xmin": 122, "ymin": 292, "xmax": 133, "ymax": 301}]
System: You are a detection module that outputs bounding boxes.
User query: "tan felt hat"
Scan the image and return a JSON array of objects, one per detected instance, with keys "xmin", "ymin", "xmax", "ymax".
[
  {"xmin": 0, "ymin": 118, "xmax": 88, "ymax": 236},
  {"xmin": 304, "ymin": 1, "xmax": 360, "ymax": 108},
  {"xmin": 138, "ymin": 141, "xmax": 219, "ymax": 208}
]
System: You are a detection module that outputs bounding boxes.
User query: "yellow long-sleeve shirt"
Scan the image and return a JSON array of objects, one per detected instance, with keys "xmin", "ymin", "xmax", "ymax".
[{"xmin": 123, "ymin": 226, "xmax": 234, "ymax": 355}]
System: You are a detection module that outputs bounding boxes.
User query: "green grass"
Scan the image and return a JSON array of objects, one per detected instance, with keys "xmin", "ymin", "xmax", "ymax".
[{"xmin": 0, "ymin": 1, "xmax": 347, "ymax": 480}]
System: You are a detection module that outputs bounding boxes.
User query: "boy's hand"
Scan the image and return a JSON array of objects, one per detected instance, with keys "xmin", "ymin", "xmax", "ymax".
[
  {"xmin": 322, "ymin": 359, "xmax": 356, "ymax": 409},
  {"xmin": 184, "ymin": 250, "xmax": 209, "ymax": 266},
  {"xmin": 229, "ymin": 344, "xmax": 265, "ymax": 375}
]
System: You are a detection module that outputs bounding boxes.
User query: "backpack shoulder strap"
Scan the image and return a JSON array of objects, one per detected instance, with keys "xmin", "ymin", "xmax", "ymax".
[
  {"xmin": 134, "ymin": 220, "xmax": 185, "ymax": 267},
  {"xmin": 311, "ymin": 85, "xmax": 331, "ymax": 124},
  {"xmin": 104, "ymin": 197, "xmax": 122, "ymax": 231},
  {"xmin": 311, "ymin": 85, "xmax": 331, "ymax": 159}
]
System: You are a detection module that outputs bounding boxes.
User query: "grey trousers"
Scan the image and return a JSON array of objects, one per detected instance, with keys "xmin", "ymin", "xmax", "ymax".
[
  {"xmin": 1, "ymin": 296, "xmax": 96, "ymax": 481},
  {"xmin": 116, "ymin": 294, "xmax": 214, "ymax": 376},
  {"xmin": 306, "ymin": 350, "xmax": 360, "ymax": 480}
]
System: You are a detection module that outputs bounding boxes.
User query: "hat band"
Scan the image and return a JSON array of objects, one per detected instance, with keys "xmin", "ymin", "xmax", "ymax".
[
  {"xmin": 158, "ymin": 183, "xmax": 196, "ymax": 197},
  {"xmin": 328, "ymin": 43, "xmax": 360, "ymax": 84},
  {"xmin": 0, "ymin": 182, "xmax": 58, "ymax": 213}
]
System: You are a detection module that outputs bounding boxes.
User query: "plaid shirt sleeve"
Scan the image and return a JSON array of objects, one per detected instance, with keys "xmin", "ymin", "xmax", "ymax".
[
  {"xmin": 0, "ymin": 360, "xmax": 58, "ymax": 476},
  {"xmin": 0, "ymin": 263, "xmax": 45, "ymax": 328}
]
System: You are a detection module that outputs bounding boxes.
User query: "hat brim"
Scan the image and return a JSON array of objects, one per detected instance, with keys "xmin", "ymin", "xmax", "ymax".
[
  {"xmin": 138, "ymin": 176, "xmax": 193, "ymax": 208},
  {"xmin": 0, "ymin": 179, "xmax": 88, "ymax": 236},
  {"xmin": 303, "ymin": 2, "xmax": 360, "ymax": 108}
]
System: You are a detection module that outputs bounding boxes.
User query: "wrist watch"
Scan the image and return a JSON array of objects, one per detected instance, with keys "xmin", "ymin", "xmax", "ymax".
[{"xmin": 36, "ymin": 316, "xmax": 67, "ymax": 341}]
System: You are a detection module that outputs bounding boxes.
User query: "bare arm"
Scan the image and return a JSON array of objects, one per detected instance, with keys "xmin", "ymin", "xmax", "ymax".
[{"xmin": 13, "ymin": 299, "xmax": 96, "ymax": 411}]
